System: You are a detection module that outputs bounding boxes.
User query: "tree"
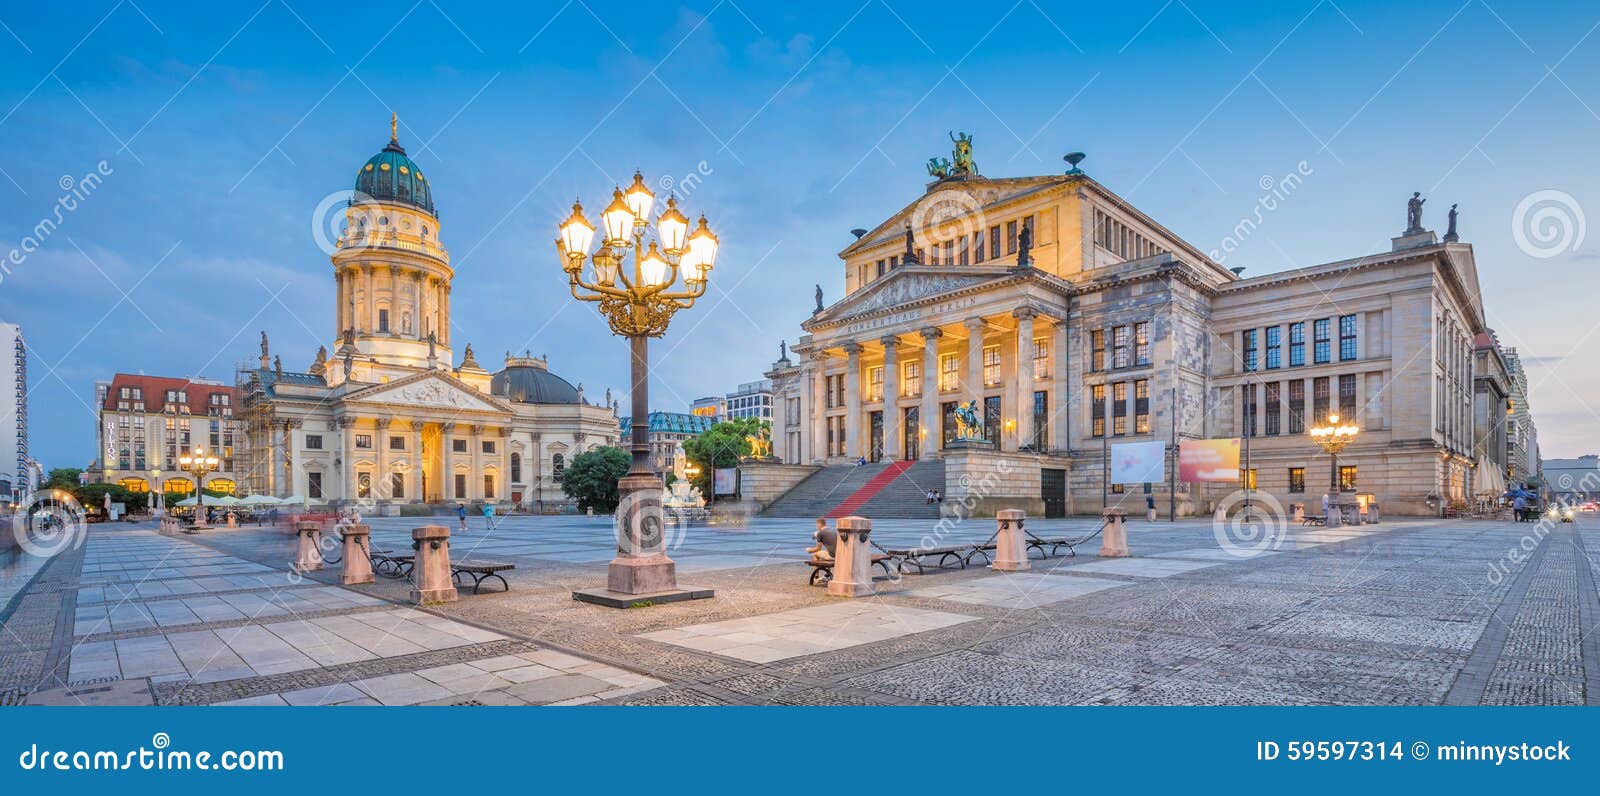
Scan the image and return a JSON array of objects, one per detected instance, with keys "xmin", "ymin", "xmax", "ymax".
[
  {"xmin": 681, "ymin": 417, "xmax": 767, "ymax": 496},
  {"xmin": 561, "ymin": 446, "xmax": 631, "ymax": 513},
  {"xmin": 45, "ymin": 468, "xmax": 82, "ymax": 489}
]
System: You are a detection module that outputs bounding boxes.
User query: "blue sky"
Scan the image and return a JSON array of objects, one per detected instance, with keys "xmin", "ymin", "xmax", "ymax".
[{"xmin": 2, "ymin": 0, "xmax": 1598, "ymax": 469}]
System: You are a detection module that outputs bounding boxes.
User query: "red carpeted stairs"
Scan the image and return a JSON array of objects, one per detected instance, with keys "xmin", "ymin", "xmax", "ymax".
[{"xmin": 824, "ymin": 460, "xmax": 916, "ymax": 519}]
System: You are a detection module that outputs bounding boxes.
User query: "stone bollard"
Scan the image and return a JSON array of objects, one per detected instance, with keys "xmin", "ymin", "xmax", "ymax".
[
  {"xmin": 410, "ymin": 525, "xmax": 459, "ymax": 604},
  {"xmin": 339, "ymin": 523, "xmax": 374, "ymax": 585},
  {"xmin": 1147, "ymin": 507, "xmax": 1158, "ymax": 522},
  {"xmin": 991, "ymin": 509, "xmax": 1030, "ymax": 572},
  {"xmin": 1325, "ymin": 495, "xmax": 1343, "ymax": 529},
  {"xmin": 1368, "ymin": 504, "xmax": 1381, "ymax": 524},
  {"xmin": 295, "ymin": 520, "xmax": 324, "ymax": 572},
  {"xmin": 1100, "ymin": 508, "xmax": 1130, "ymax": 558},
  {"xmin": 1290, "ymin": 503, "xmax": 1305, "ymax": 523},
  {"xmin": 226, "ymin": 512, "xmax": 237, "ymax": 529},
  {"xmin": 826, "ymin": 516, "xmax": 876, "ymax": 598}
]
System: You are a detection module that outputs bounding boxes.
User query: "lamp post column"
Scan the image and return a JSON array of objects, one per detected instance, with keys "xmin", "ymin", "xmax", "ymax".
[{"xmin": 609, "ymin": 334, "xmax": 675, "ymax": 595}]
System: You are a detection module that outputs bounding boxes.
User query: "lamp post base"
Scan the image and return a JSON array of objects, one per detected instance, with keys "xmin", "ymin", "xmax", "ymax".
[
  {"xmin": 571, "ymin": 470, "xmax": 716, "ymax": 608},
  {"xmin": 572, "ymin": 585, "xmax": 715, "ymax": 609}
]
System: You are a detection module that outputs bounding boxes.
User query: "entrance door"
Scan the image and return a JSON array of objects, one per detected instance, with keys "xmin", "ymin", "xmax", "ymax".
[
  {"xmin": 1041, "ymin": 468, "xmax": 1066, "ymax": 518},
  {"xmin": 902, "ymin": 407, "xmax": 920, "ymax": 461},
  {"xmin": 869, "ymin": 411, "xmax": 884, "ymax": 463}
]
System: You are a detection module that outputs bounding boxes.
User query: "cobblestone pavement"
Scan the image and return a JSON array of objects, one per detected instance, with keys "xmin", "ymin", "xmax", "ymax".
[{"xmin": 2, "ymin": 512, "xmax": 1597, "ymax": 706}]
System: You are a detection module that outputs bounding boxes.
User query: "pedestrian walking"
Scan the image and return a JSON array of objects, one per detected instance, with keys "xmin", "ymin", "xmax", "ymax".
[{"xmin": 456, "ymin": 503, "xmax": 468, "ymax": 532}]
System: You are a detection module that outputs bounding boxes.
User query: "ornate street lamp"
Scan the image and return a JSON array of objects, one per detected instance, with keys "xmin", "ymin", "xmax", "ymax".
[
  {"xmin": 558, "ymin": 171, "xmax": 718, "ymax": 607},
  {"xmin": 1308, "ymin": 412, "xmax": 1359, "ymax": 527},
  {"xmin": 178, "ymin": 447, "xmax": 220, "ymax": 528}
]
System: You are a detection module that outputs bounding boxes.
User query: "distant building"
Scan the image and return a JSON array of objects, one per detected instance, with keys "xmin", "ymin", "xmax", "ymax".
[
  {"xmin": 1472, "ymin": 331, "xmax": 1510, "ymax": 496},
  {"xmin": 0, "ymin": 322, "xmax": 31, "ymax": 502},
  {"xmin": 1542, "ymin": 456, "xmax": 1600, "ymax": 502},
  {"xmin": 90, "ymin": 373, "xmax": 245, "ymax": 496},
  {"xmin": 619, "ymin": 412, "xmax": 717, "ymax": 472},
  {"xmin": 689, "ymin": 396, "xmax": 723, "ymax": 419},
  {"xmin": 1502, "ymin": 347, "xmax": 1540, "ymax": 487},
  {"xmin": 724, "ymin": 380, "xmax": 773, "ymax": 421}
]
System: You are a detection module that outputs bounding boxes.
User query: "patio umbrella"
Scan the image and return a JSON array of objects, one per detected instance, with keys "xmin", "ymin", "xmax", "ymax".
[
  {"xmin": 174, "ymin": 496, "xmax": 200, "ymax": 507},
  {"xmin": 239, "ymin": 494, "xmax": 280, "ymax": 506}
]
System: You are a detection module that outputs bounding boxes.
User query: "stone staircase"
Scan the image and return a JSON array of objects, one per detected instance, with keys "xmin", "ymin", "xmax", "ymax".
[{"xmin": 760, "ymin": 459, "xmax": 945, "ymax": 519}]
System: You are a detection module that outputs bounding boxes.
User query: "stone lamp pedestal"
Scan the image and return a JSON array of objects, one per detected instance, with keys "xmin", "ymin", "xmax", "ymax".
[
  {"xmin": 1100, "ymin": 508, "xmax": 1130, "ymax": 558},
  {"xmin": 572, "ymin": 473, "xmax": 713, "ymax": 608},
  {"xmin": 410, "ymin": 524, "xmax": 458, "ymax": 604},
  {"xmin": 339, "ymin": 523, "xmax": 374, "ymax": 585},
  {"xmin": 991, "ymin": 509, "xmax": 1030, "ymax": 572},
  {"xmin": 1325, "ymin": 494, "xmax": 1343, "ymax": 529},
  {"xmin": 295, "ymin": 521, "xmax": 323, "ymax": 572},
  {"xmin": 826, "ymin": 516, "xmax": 876, "ymax": 597}
]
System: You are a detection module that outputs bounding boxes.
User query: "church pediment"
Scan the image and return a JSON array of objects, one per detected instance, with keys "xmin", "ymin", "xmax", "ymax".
[
  {"xmin": 806, "ymin": 267, "xmax": 1005, "ymax": 329},
  {"xmin": 343, "ymin": 371, "xmax": 512, "ymax": 414},
  {"xmin": 841, "ymin": 176, "xmax": 1070, "ymax": 257}
]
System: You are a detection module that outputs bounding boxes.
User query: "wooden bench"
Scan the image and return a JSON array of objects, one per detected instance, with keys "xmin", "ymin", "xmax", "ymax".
[
  {"xmin": 451, "ymin": 560, "xmax": 515, "ymax": 594},
  {"xmin": 1023, "ymin": 522, "xmax": 1105, "ymax": 559},
  {"xmin": 806, "ymin": 555, "xmax": 894, "ymax": 586},
  {"xmin": 880, "ymin": 544, "xmax": 984, "ymax": 574},
  {"xmin": 374, "ymin": 552, "xmax": 412, "ymax": 578}
]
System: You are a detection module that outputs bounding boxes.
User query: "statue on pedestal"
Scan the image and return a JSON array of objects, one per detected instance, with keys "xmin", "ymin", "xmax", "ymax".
[
  {"xmin": 814, "ymin": 284, "xmax": 824, "ymax": 314},
  {"xmin": 1405, "ymin": 192, "xmax": 1426, "ymax": 234},
  {"xmin": 953, "ymin": 400, "xmax": 983, "ymax": 440},
  {"xmin": 1016, "ymin": 223, "xmax": 1033, "ymax": 267},
  {"xmin": 1445, "ymin": 203, "xmax": 1459, "ymax": 242}
]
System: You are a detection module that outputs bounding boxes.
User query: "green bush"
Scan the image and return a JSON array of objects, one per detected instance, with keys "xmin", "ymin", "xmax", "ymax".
[{"xmin": 561, "ymin": 446, "xmax": 631, "ymax": 513}]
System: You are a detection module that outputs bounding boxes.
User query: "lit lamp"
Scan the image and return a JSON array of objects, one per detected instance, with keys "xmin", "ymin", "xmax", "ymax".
[
  {"xmin": 1308, "ymin": 412, "xmax": 1359, "ymax": 527},
  {"xmin": 558, "ymin": 171, "xmax": 719, "ymax": 608},
  {"xmin": 178, "ymin": 447, "xmax": 220, "ymax": 528}
]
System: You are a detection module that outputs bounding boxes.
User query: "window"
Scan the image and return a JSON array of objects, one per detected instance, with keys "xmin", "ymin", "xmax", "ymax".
[
  {"xmin": 1288, "ymin": 380, "xmax": 1305, "ymax": 434},
  {"xmin": 1339, "ymin": 374, "xmax": 1357, "ymax": 420},
  {"xmin": 902, "ymin": 360, "xmax": 922, "ymax": 397},
  {"xmin": 1032, "ymin": 338, "xmax": 1049, "ymax": 380},
  {"xmin": 1242, "ymin": 329, "xmax": 1258, "ymax": 372},
  {"xmin": 1313, "ymin": 377, "xmax": 1330, "ymax": 424},
  {"xmin": 1091, "ymin": 384, "xmax": 1106, "ymax": 437},
  {"xmin": 304, "ymin": 434, "xmax": 323, "ymax": 450},
  {"xmin": 1134, "ymin": 322, "xmax": 1151, "ymax": 365},
  {"xmin": 389, "ymin": 436, "xmax": 406, "ymax": 450},
  {"xmin": 989, "ymin": 225, "xmax": 1001, "ymax": 259},
  {"xmin": 1288, "ymin": 467, "xmax": 1305, "ymax": 493},
  {"xmin": 1264, "ymin": 382, "xmax": 1281, "ymax": 436},
  {"xmin": 940, "ymin": 354, "xmax": 959, "ymax": 391},
  {"xmin": 552, "ymin": 453, "xmax": 565, "ymax": 482},
  {"xmin": 1339, "ymin": 314, "xmax": 1358, "ymax": 361},
  {"xmin": 1240, "ymin": 468, "xmax": 1257, "ymax": 490},
  {"xmin": 1090, "ymin": 330, "xmax": 1106, "ymax": 372},
  {"xmin": 378, "ymin": 308, "xmax": 390, "ymax": 333},
  {"xmin": 1265, "ymin": 326, "xmax": 1281, "ymax": 369},
  {"xmin": 982, "ymin": 346, "xmax": 1001, "ymax": 386},
  {"xmin": 957, "ymin": 235, "xmax": 969, "ymax": 265},
  {"xmin": 455, "ymin": 473, "xmax": 467, "ymax": 498},
  {"xmin": 973, "ymin": 232, "xmax": 985, "ymax": 263},
  {"xmin": 876, "ymin": 259, "xmax": 886, "ymax": 278},
  {"xmin": 452, "ymin": 438, "xmax": 467, "ymax": 453},
  {"xmin": 1113, "ymin": 382, "xmax": 1128, "ymax": 436},
  {"xmin": 1241, "ymin": 384, "xmax": 1256, "ymax": 437},
  {"xmin": 1111, "ymin": 483, "xmax": 1125, "ymax": 494},
  {"xmin": 1032, "ymin": 391, "xmax": 1048, "ymax": 450},
  {"xmin": 1135, "ymin": 379, "xmax": 1150, "ymax": 434},
  {"xmin": 390, "ymin": 472, "xmax": 404, "ymax": 499},
  {"xmin": 834, "ymin": 374, "xmax": 846, "ymax": 407},
  {"xmin": 942, "ymin": 240, "xmax": 954, "ymax": 265},
  {"xmin": 483, "ymin": 475, "xmax": 495, "ymax": 498},
  {"xmin": 1313, "ymin": 318, "xmax": 1331, "ymax": 364},
  {"xmin": 308, "ymin": 472, "xmax": 323, "ymax": 499},
  {"xmin": 1006, "ymin": 220, "xmax": 1018, "ymax": 254},
  {"xmin": 355, "ymin": 434, "xmax": 372, "ymax": 449},
  {"xmin": 1112, "ymin": 325, "xmax": 1130, "ymax": 368},
  {"xmin": 1289, "ymin": 322, "xmax": 1305, "ymax": 367},
  {"xmin": 511, "ymin": 453, "xmax": 522, "ymax": 483},
  {"xmin": 1338, "ymin": 465, "xmax": 1357, "ymax": 491},
  {"xmin": 482, "ymin": 440, "xmax": 496, "ymax": 454},
  {"xmin": 867, "ymin": 366, "xmax": 884, "ymax": 402}
]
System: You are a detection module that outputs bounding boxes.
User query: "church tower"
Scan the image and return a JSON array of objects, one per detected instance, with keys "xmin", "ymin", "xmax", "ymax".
[{"xmin": 328, "ymin": 114, "xmax": 453, "ymax": 384}]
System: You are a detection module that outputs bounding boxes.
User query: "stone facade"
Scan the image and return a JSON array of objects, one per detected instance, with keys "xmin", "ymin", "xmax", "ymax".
[{"xmin": 768, "ymin": 154, "xmax": 1517, "ymax": 517}]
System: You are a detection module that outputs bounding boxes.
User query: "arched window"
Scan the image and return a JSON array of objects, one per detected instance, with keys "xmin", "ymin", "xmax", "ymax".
[
  {"xmin": 118, "ymin": 478, "xmax": 149, "ymax": 493},
  {"xmin": 510, "ymin": 452, "xmax": 522, "ymax": 483},
  {"xmin": 165, "ymin": 477, "xmax": 193, "ymax": 494},
  {"xmin": 552, "ymin": 453, "xmax": 565, "ymax": 482},
  {"xmin": 207, "ymin": 479, "xmax": 236, "ymax": 495}
]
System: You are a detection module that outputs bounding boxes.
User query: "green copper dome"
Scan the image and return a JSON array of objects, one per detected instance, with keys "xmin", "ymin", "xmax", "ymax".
[{"xmin": 353, "ymin": 119, "xmax": 435, "ymax": 216}]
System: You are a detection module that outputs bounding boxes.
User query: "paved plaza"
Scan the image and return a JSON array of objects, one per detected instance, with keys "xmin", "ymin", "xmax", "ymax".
[{"xmin": 2, "ymin": 512, "xmax": 1598, "ymax": 706}]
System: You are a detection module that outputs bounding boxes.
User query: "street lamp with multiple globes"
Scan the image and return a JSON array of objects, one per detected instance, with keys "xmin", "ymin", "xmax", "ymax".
[
  {"xmin": 1308, "ymin": 412, "xmax": 1359, "ymax": 527},
  {"xmin": 557, "ymin": 170, "xmax": 719, "ymax": 606},
  {"xmin": 178, "ymin": 447, "xmax": 220, "ymax": 528}
]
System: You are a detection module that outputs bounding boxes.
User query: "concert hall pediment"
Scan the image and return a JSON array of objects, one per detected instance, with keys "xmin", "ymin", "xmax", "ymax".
[{"xmin": 806, "ymin": 268, "xmax": 1004, "ymax": 329}]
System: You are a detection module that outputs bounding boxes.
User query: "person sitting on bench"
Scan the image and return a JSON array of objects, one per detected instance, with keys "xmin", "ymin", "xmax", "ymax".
[{"xmin": 807, "ymin": 518, "xmax": 835, "ymax": 561}]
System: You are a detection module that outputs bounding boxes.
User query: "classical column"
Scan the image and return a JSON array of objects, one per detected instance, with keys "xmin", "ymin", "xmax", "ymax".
[
  {"xmin": 441, "ymin": 283, "xmax": 451, "ymax": 346},
  {"xmin": 920, "ymin": 327, "xmax": 941, "ymax": 456},
  {"xmin": 498, "ymin": 427, "xmax": 511, "ymax": 501},
  {"xmin": 881, "ymin": 335, "xmax": 901, "ymax": 460},
  {"xmin": 440, "ymin": 422, "xmax": 456, "ymax": 499},
  {"xmin": 339, "ymin": 416, "xmax": 357, "ymax": 505},
  {"xmin": 530, "ymin": 432, "xmax": 542, "ymax": 505},
  {"xmin": 375, "ymin": 418, "xmax": 391, "ymax": 501},
  {"xmin": 798, "ymin": 357, "xmax": 814, "ymax": 463},
  {"xmin": 964, "ymin": 316, "xmax": 985, "ymax": 407},
  {"xmin": 411, "ymin": 422, "xmax": 423, "ymax": 501},
  {"xmin": 1051, "ymin": 319, "xmax": 1068, "ymax": 452},
  {"xmin": 844, "ymin": 343, "xmax": 862, "ymax": 460},
  {"xmin": 284, "ymin": 419, "xmax": 301, "ymax": 497},
  {"xmin": 1013, "ymin": 308, "xmax": 1036, "ymax": 451},
  {"xmin": 810, "ymin": 356, "xmax": 828, "ymax": 461},
  {"xmin": 269, "ymin": 420, "xmax": 285, "ymax": 496},
  {"xmin": 470, "ymin": 424, "xmax": 484, "ymax": 498}
]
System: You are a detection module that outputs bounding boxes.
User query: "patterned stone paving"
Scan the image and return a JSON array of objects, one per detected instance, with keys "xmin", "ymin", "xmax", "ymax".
[{"xmin": 0, "ymin": 513, "xmax": 1595, "ymax": 705}]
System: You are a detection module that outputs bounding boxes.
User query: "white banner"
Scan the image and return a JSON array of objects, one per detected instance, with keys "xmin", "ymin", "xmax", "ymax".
[{"xmin": 1111, "ymin": 440, "xmax": 1166, "ymax": 484}]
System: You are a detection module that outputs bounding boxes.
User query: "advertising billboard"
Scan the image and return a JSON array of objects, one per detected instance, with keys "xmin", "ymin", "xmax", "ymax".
[
  {"xmin": 1110, "ymin": 440, "xmax": 1166, "ymax": 484},
  {"xmin": 1178, "ymin": 438, "xmax": 1241, "ymax": 483}
]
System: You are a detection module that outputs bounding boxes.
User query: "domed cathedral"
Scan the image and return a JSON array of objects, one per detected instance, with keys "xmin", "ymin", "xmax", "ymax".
[{"xmin": 236, "ymin": 115, "xmax": 620, "ymax": 514}]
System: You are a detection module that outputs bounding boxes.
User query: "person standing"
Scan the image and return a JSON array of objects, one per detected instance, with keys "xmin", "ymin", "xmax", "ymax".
[
  {"xmin": 1512, "ymin": 494, "xmax": 1526, "ymax": 523},
  {"xmin": 456, "ymin": 503, "xmax": 468, "ymax": 532},
  {"xmin": 482, "ymin": 501, "xmax": 497, "ymax": 531}
]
